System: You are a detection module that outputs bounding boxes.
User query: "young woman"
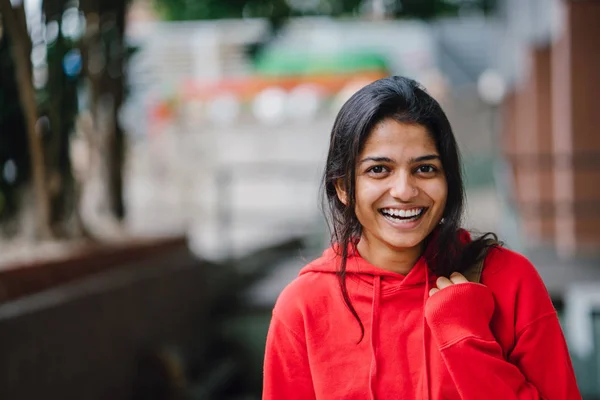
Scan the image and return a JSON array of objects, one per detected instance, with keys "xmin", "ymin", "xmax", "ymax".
[{"xmin": 262, "ymin": 76, "xmax": 581, "ymax": 399}]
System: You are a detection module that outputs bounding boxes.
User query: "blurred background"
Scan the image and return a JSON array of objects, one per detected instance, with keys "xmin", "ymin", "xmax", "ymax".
[{"xmin": 0, "ymin": 0, "xmax": 599, "ymax": 398}]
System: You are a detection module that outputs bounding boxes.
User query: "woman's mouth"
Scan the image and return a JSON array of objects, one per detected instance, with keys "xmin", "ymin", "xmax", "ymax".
[{"xmin": 379, "ymin": 207, "xmax": 426, "ymax": 224}]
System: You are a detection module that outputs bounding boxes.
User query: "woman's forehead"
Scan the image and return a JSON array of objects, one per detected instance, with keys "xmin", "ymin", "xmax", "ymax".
[{"xmin": 361, "ymin": 120, "xmax": 438, "ymax": 155}]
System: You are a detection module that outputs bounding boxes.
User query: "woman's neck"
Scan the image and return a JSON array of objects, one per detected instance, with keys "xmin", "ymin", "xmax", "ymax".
[{"xmin": 356, "ymin": 236, "xmax": 423, "ymax": 275}]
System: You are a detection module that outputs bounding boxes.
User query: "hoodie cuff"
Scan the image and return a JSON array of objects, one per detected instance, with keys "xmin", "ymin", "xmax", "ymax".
[{"xmin": 425, "ymin": 283, "xmax": 496, "ymax": 348}]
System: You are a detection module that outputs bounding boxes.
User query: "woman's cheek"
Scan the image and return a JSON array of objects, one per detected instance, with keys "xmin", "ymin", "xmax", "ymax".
[{"xmin": 425, "ymin": 179, "xmax": 448, "ymax": 213}]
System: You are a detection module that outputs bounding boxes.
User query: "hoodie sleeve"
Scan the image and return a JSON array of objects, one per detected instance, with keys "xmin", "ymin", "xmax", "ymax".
[
  {"xmin": 425, "ymin": 274, "xmax": 581, "ymax": 399},
  {"xmin": 262, "ymin": 311, "xmax": 316, "ymax": 400}
]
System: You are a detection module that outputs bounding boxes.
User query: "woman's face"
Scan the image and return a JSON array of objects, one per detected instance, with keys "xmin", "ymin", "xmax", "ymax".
[{"xmin": 339, "ymin": 119, "xmax": 448, "ymax": 255}]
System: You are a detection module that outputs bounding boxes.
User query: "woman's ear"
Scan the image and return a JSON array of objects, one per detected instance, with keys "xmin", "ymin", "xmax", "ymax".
[{"xmin": 335, "ymin": 179, "xmax": 348, "ymax": 206}]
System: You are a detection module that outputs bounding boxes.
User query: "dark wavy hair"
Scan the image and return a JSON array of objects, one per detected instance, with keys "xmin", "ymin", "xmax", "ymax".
[{"xmin": 321, "ymin": 76, "xmax": 498, "ymax": 341}]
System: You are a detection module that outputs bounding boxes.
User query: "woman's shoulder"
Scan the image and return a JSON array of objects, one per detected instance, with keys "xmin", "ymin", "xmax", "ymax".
[
  {"xmin": 271, "ymin": 260, "xmax": 338, "ymax": 329},
  {"xmin": 274, "ymin": 272, "xmax": 323, "ymax": 311},
  {"xmin": 482, "ymin": 245, "xmax": 556, "ymax": 318},
  {"xmin": 481, "ymin": 247, "xmax": 552, "ymax": 311},
  {"xmin": 482, "ymin": 245, "xmax": 541, "ymax": 283}
]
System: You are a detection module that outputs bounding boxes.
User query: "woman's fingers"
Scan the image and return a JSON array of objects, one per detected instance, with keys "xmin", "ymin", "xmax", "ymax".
[
  {"xmin": 431, "ymin": 273, "xmax": 470, "ymax": 297},
  {"xmin": 436, "ymin": 276, "xmax": 453, "ymax": 290},
  {"xmin": 429, "ymin": 272, "xmax": 478, "ymax": 297},
  {"xmin": 449, "ymin": 272, "xmax": 469, "ymax": 284}
]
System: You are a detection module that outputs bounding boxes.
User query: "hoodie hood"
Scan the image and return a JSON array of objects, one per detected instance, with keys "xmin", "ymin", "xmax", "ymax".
[
  {"xmin": 300, "ymin": 229, "xmax": 471, "ymax": 276},
  {"xmin": 299, "ymin": 245, "xmax": 433, "ymax": 288},
  {"xmin": 299, "ymin": 227, "xmax": 474, "ymax": 287},
  {"xmin": 297, "ymin": 229, "xmax": 472, "ymax": 400}
]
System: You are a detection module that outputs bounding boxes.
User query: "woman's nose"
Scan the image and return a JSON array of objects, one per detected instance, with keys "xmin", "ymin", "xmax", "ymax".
[{"xmin": 389, "ymin": 173, "xmax": 418, "ymax": 201}]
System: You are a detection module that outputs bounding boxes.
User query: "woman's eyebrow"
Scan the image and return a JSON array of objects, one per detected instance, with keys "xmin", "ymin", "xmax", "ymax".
[
  {"xmin": 358, "ymin": 156, "xmax": 395, "ymax": 164},
  {"xmin": 410, "ymin": 154, "xmax": 440, "ymax": 163},
  {"xmin": 359, "ymin": 154, "xmax": 440, "ymax": 164}
]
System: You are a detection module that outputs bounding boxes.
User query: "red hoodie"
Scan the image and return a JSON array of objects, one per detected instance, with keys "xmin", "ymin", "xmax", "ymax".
[{"xmin": 263, "ymin": 236, "xmax": 581, "ymax": 399}]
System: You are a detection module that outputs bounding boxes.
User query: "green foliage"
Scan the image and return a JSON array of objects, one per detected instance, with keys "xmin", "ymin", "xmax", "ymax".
[
  {"xmin": 151, "ymin": 0, "xmax": 496, "ymax": 21},
  {"xmin": 153, "ymin": 0, "xmax": 286, "ymax": 21},
  {"xmin": 396, "ymin": 0, "xmax": 498, "ymax": 18}
]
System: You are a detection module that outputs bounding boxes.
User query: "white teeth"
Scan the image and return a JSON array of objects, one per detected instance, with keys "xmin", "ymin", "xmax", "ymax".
[{"xmin": 381, "ymin": 208, "xmax": 424, "ymax": 218}]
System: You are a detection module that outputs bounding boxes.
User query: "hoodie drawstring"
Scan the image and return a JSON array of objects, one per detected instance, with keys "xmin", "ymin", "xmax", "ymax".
[
  {"xmin": 422, "ymin": 267, "xmax": 432, "ymax": 400},
  {"xmin": 369, "ymin": 275, "xmax": 381, "ymax": 400}
]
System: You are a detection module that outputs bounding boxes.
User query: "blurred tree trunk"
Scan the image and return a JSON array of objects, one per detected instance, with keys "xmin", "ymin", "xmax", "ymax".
[
  {"xmin": 74, "ymin": 0, "xmax": 128, "ymax": 238},
  {"xmin": 0, "ymin": 0, "xmax": 52, "ymax": 239},
  {"xmin": 41, "ymin": 5, "xmax": 89, "ymax": 238},
  {"xmin": 106, "ymin": 0, "xmax": 127, "ymax": 220}
]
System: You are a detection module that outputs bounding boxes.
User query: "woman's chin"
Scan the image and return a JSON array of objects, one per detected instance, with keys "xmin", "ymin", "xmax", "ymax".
[{"xmin": 382, "ymin": 234, "xmax": 427, "ymax": 251}]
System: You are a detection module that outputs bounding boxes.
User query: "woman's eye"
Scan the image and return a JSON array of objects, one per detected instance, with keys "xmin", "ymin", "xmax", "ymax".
[
  {"xmin": 367, "ymin": 165, "xmax": 387, "ymax": 174},
  {"xmin": 416, "ymin": 165, "xmax": 437, "ymax": 174}
]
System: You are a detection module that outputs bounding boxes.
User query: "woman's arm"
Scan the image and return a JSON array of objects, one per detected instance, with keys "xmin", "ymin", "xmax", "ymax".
[
  {"xmin": 426, "ymin": 278, "xmax": 581, "ymax": 399},
  {"xmin": 262, "ymin": 312, "xmax": 316, "ymax": 400}
]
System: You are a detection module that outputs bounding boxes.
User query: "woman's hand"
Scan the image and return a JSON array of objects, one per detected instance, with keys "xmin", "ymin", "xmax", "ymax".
[{"xmin": 429, "ymin": 272, "xmax": 469, "ymax": 297}]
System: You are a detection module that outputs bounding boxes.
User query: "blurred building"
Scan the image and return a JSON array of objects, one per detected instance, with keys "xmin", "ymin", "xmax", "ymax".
[{"xmin": 497, "ymin": 0, "xmax": 600, "ymax": 258}]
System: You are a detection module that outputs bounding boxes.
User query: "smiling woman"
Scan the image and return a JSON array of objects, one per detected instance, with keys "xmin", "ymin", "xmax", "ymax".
[
  {"xmin": 262, "ymin": 76, "xmax": 581, "ymax": 400},
  {"xmin": 345, "ymin": 121, "xmax": 448, "ymax": 275}
]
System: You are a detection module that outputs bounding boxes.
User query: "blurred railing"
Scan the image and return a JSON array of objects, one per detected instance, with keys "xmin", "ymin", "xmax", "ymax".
[{"xmin": 0, "ymin": 237, "xmax": 187, "ymax": 303}]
